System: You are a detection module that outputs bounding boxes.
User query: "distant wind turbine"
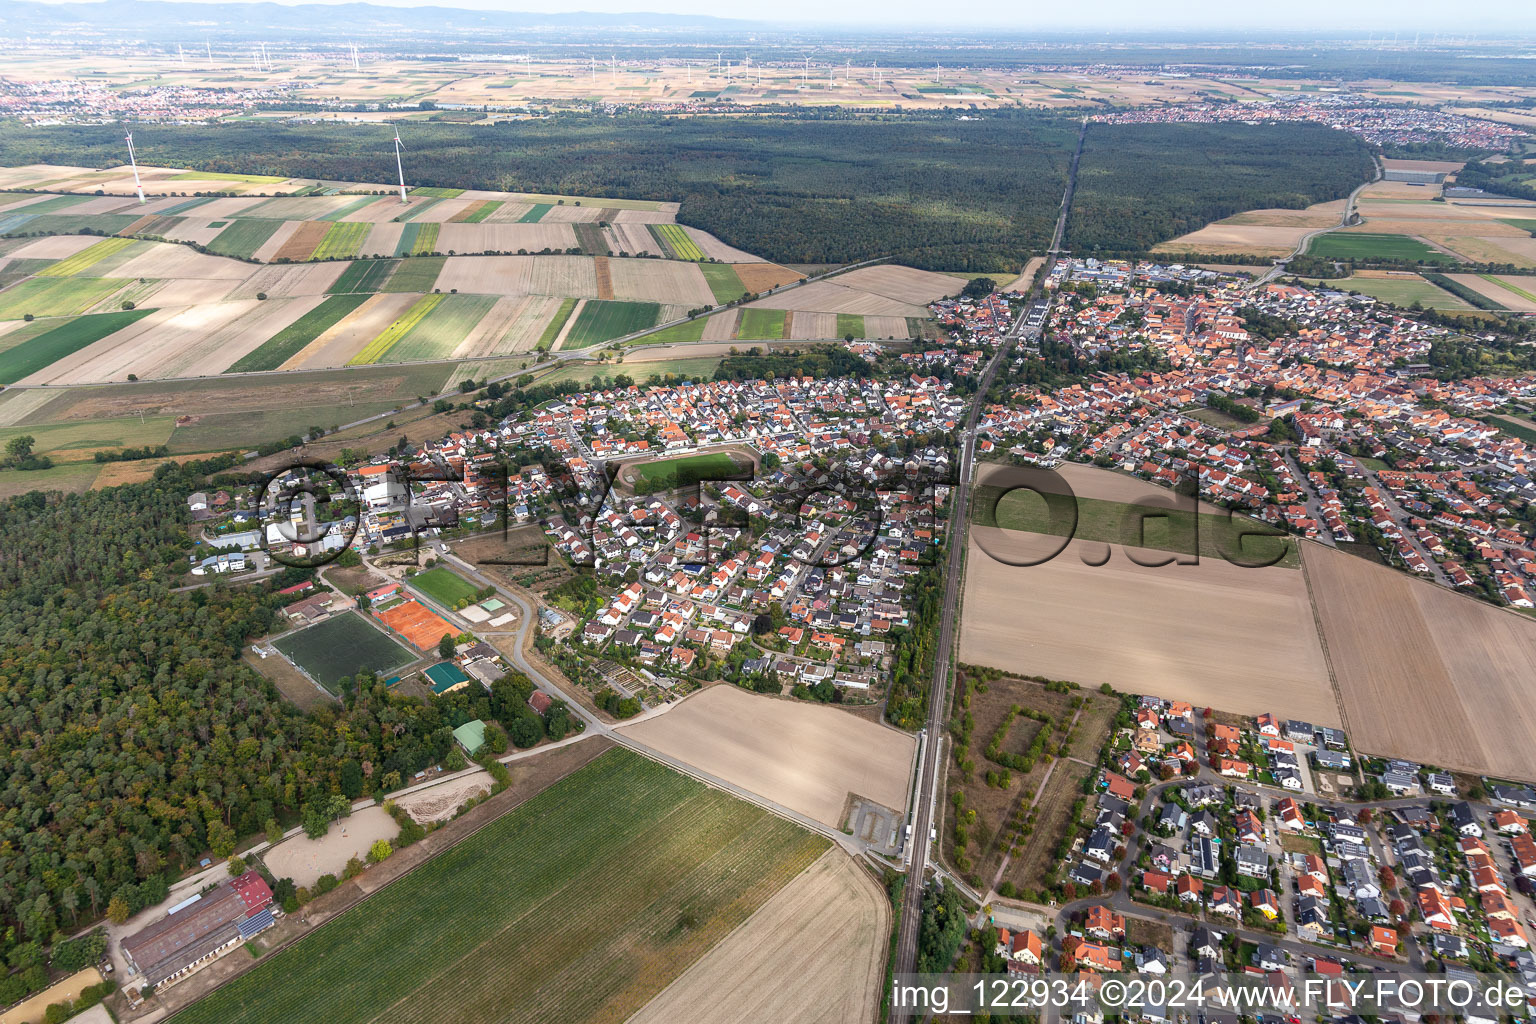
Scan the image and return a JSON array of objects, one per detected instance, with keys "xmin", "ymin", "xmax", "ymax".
[
  {"xmin": 393, "ymin": 128, "xmax": 408, "ymax": 204},
  {"xmin": 125, "ymin": 131, "xmax": 145, "ymax": 204}
]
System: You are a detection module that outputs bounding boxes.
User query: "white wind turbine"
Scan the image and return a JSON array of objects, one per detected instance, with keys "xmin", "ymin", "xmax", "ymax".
[
  {"xmin": 125, "ymin": 131, "xmax": 145, "ymax": 204},
  {"xmin": 393, "ymin": 128, "xmax": 408, "ymax": 204}
]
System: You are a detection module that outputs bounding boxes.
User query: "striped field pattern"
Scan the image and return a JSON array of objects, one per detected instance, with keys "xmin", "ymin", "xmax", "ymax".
[{"xmin": 348, "ymin": 293, "xmax": 445, "ymax": 365}]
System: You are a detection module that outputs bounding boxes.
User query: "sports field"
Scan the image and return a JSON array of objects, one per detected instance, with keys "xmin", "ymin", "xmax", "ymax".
[
  {"xmin": 173, "ymin": 748, "xmax": 828, "ymax": 1024},
  {"xmin": 272, "ymin": 611, "xmax": 416, "ymax": 693},
  {"xmin": 375, "ymin": 596, "xmax": 458, "ymax": 651},
  {"xmin": 227, "ymin": 293, "xmax": 369, "ymax": 373},
  {"xmin": 623, "ymin": 450, "xmax": 754, "ymax": 495},
  {"xmin": 408, "ymin": 566, "xmax": 482, "ymax": 608},
  {"xmin": 562, "ymin": 299, "xmax": 659, "ymax": 348},
  {"xmin": 1305, "ymin": 232, "xmax": 1457, "ymax": 264}
]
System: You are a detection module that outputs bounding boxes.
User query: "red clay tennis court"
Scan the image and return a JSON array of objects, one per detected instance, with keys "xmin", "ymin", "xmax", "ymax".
[{"xmin": 375, "ymin": 598, "xmax": 457, "ymax": 651}]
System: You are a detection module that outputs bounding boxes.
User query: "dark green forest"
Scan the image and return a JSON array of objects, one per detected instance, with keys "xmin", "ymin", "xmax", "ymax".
[
  {"xmin": 0, "ymin": 115, "xmax": 1076, "ymax": 272},
  {"xmin": 0, "ymin": 465, "xmax": 544, "ymax": 954},
  {"xmin": 1066, "ymin": 122, "xmax": 1378, "ymax": 252}
]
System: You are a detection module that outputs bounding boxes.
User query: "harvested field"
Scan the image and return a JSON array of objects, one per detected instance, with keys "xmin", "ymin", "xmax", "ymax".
[
  {"xmin": 394, "ymin": 770, "xmax": 493, "ymax": 825},
  {"xmin": 683, "ymin": 227, "xmax": 766, "ymax": 263},
  {"xmin": 450, "ymin": 294, "xmax": 531, "ymax": 357},
  {"xmin": 492, "ymin": 295, "xmax": 565, "ymax": 353},
  {"xmin": 228, "ymin": 262, "xmax": 346, "ymax": 300},
  {"xmin": 0, "ymin": 308, "xmax": 154, "ymax": 385},
  {"xmin": 864, "ymin": 315, "xmax": 911, "ymax": 339},
  {"xmin": 789, "ymin": 311, "xmax": 835, "ymax": 339},
  {"xmin": 607, "ymin": 259, "xmax": 714, "ymax": 305},
  {"xmin": 431, "ymin": 254, "xmax": 594, "ymax": 297},
  {"xmin": 359, "ymin": 222, "xmax": 404, "ymax": 258},
  {"xmin": 733, "ymin": 263, "xmax": 803, "ymax": 293},
  {"xmin": 374, "ymin": 595, "xmax": 457, "ymax": 651},
  {"xmin": 349, "ymin": 294, "xmax": 445, "ymax": 365},
  {"xmin": 1304, "ymin": 542, "xmax": 1536, "ymax": 780},
  {"xmin": 144, "ymin": 295, "xmax": 330, "ymax": 379},
  {"xmin": 618, "ymin": 684, "xmax": 915, "ymax": 827},
  {"xmin": 175, "ymin": 748, "xmax": 826, "ymax": 1024},
  {"xmin": 436, "ymin": 223, "xmax": 578, "ymax": 254},
  {"xmin": 7, "ymin": 234, "xmax": 101, "ymax": 260},
  {"xmin": 960, "ymin": 530, "xmax": 1337, "ymax": 724},
  {"xmin": 1445, "ymin": 273, "xmax": 1536, "ymax": 312},
  {"xmin": 262, "ymin": 806, "xmax": 399, "ymax": 888},
  {"xmin": 835, "ymin": 264, "xmax": 959, "ymax": 304},
  {"xmin": 273, "ymin": 220, "xmax": 331, "ymax": 261},
  {"xmin": 114, "ymin": 243, "xmax": 252, "ymax": 282},
  {"xmin": 700, "ymin": 310, "xmax": 739, "ymax": 341},
  {"xmin": 626, "ymin": 849, "xmax": 886, "ymax": 1024},
  {"xmin": 604, "ymin": 223, "xmax": 662, "ymax": 258},
  {"xmin": 750, "ymin": 280, "xmax": 928, "ymax": 317}
]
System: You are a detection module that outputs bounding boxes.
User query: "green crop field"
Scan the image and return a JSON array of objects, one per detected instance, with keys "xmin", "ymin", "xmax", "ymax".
[
  {"xmin": 698, "ymin": 263, "xmax": 746, "ymax": 304},
  {"xmin": 536, "ymin": 297, "xmax": 577, "ymax": 349},
  {"xmin": 517, "ymin": 203, "xmax": 552, "ymax": 223},
  {"xmin": 226, "ymin": 293, "xmax": 369, "ymax": 373},
  {"xmin": 0, "ymin": 276, "xmax": 129, "ymax": 320},
  {"xmin": 411, "ymin": 186, "xmax": 465, "ymax": 199},
  {"xmin": 328, "ymin": 259, "xmax": 399, "ymax": 294},
  {"xmin": 208, "ymin": 219, "xmax": 283, "ymax": 259},
  {"xmin": 0, "ymin": 413, "xmax": 174, "ymax": 463},
  {"xmin": 311, "ymin": 222, "xmax": 369, "ymax": 260},
  {"xmin": 409, "ymin": 222, "xmax": 440, "ymax": 256},
  {"xmin": 651, "ymin": 223, "xmax": 705, "ymax": 261},
  {"xmin": 974, "ymin": 487, "xmax": 1299, "ymax": 569},
  {"xmin": 1310, "ymin": 275, "xmax": 1471, "ymax": 309},
  {"xmin": 635, "ymin": 317, "xmax": 707, "ymax": 344},
  {"xmin": 1500, "ymin": 218, "xmax": 1536, "ymax": 234},
  {"xmin": 349, "ymin": 294, "xmax": 445, "ymax": 365},
  {"xmin": 319, "ymin": 197, "xmax": 381, "ymax": 222},
  {"xmin": 373, "ymin": 293, "xmax": 494, "ymax": 363},
  {"xmin": 382, "ymin": 255, "xmax": 445, "ymax": 292},
  {"xmin": 627, "ymin": 450, "xmax": 752, "ymax": 495},
  {"xmin": 1305, "ymin": 232, "xmax": 1457, "ymax": 264},
  {"xmin": 397, "ymin": 197, "xmax": 443, "ymax": 222},
  {"xmin": 462, "ymin": 200, "xmax": 502, "ymax": 223},
  {"xmin": 562, "ymin": 299, "xmax": 660, "ymax": 348},
  {"xmin": 173, "ymin": 748, "xmax": 826, "ymax": 1024},
  {"xmin": 1, "ymin": 194, "xmax": 92, "ymax": 216},
  {"xmin": 37, "ymin": 237, "xmax": 137, "ymax": 277},
  {"xmin": 408, "ymin": 566, "xmax": 482, "ymax": 608},
  {"xmin": 736, "ymin": 308, "xmax": 786, "ymax": 340},
  {"xmin": 272, "ymin": 611, "xmax": 415, "ymax": 693},
  {"xmin": 0, "ymin": 308, "xmax": 155, "ymax": 384},
  {"xmin": 836, "ymin": 313, "xmax": 866, "ymax": 338},
  {"xmin": 16, "ymin": 213, "xmax": 138, "ymax": 236}
]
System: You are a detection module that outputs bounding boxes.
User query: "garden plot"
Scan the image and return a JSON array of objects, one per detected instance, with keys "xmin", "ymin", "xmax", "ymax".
[
  {"xmin": 227, "ymin": 262, "xmax": 347, "ymax": 300},
  {"xmin": 607, "ymin": 259, "xmax": 715, "ymax": 305},
  {"xmin": 285, "ymin": 292, "xmax": 420, "ymax": 369},
  {"xmin": 436, "ymin": 222, "xmax": 579, "ymax": 255}
]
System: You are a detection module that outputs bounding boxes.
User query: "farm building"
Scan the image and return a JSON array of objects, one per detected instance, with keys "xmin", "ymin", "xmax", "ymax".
[
  {"xmin": 1383, "ymin": 169, "xmax": 1447, "ymax": 184},
  {"xmin": 424, "ymin": 661, "xmax": 471, "ymax": 696},
  {"xmin": 121, "ymin": 871, "xmax": 275, "ymax": 989},
  {"xmin": 453, "ymin": 719, "xmax": 487, "ymax": 755}
]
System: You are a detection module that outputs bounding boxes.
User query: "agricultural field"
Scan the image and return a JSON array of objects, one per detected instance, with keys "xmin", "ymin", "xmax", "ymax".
[
  {"xmin": 736, "ymin": 308, "xmax": 787, "ymax": 340},
  {"xmin": 208, "ymin": 219, "xmax": 283, "ymax": 259},
  {"xmin": 618, "ymin": 685, "xmax": 915, "ymax": 828},
  {"xmin": 312, "ymin": 222, "xmax": 370, "ymax": 260},
  {"xmin": 699, "ymin": 262, "xmax": 747, "ymax": 304},
  {"xmin": 517, "ymin": 202, "xmax": 551, "ymax": 223},
  {"xmin": 0, "ymin": 276, "xmax": 127, "ymax": 319},
  {"xmin": 1442, "ymin": 272, "xmax": 1536, "ymax": 312},
  {"xmin": 560, "ymin": 299, "xmax": 659, "ymax": 348},
  {"xmin": 272, "ymin": 611, "xmax": 417, "ymax": 693},
  {"xmin": 227, "ymin": 293, "xmax": 370, "ymax": 373},
  {"xmin": 1153, "ymin": 198, "xmax": 1347, "ymax": 258},
  {"xmin": 1306, "ymin": 231, "xmax": 1457, "ymax": 263},
  {"xmin": 620, "ymin": 450, "xmax": 754, "ymax": 495},
  {"xmin": 410, "ymin": 186, "xmax": 465, "ymax": 199},
  {"xmin": 35, "ymin": 237, "xmax": 137, "ymax": 277},
  {"xmin": 407, "ymin": 566, "xmax": 483, "ymax": 608},
  {"xmin": 0, "ymin": 308, "xmax": 154, "ymax": 384},
  {"xmin": 173, "ymin": 748, "xmax": 829, "ymax": 1024},
  {"xmin": 370, "ymin": 293, "xmax": 496, "ymax": 363},
  {"xmin": 636, "ymin": 317, "xmax": 707, "ymax": 345},
  {"xmin": 380, "ymin": 255, "xmax": 444, "ymax": 293},
  {"xmin": 836, "ymin": 313, "xmax": 866, "ymax": 338},
  {"xmin": 535, "ymin": 297, "xmax": 578, "ymax": 349},
  {"xmin": 1308, "ymin": 270, "xmax": 1472, "ymax": 310},
  {"xmin": 349, "ymin": 294, "xmax": 445, "ymax": 364},
  {"xmin": 0, "ymin": 411, "xmax": 174, "ymax": 465},
  {"xmin": 328, "ymin": 259, "xmax": 399, "ymax": 295},
  {"xmin": 626, "ymin": 850, "xmax": 887, "ymax": 1024},
  {"xmin": 1305, "ymin": 542, "xmax": 1536, "ymax": 781},
  {"xmin": 651, "ymin": 223, "xmax": 706, "ymax": 260}
]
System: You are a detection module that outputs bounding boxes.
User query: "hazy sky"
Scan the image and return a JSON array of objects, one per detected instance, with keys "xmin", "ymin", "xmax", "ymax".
[{"xmin": 59, "ymin": 0, "xmax": 1536, "ymax": 33}]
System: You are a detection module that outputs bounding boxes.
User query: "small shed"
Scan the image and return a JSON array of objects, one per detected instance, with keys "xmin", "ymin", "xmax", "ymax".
[{"xmin": 452, "ymin": 719, "xmax": 487, "ymax": 756}]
